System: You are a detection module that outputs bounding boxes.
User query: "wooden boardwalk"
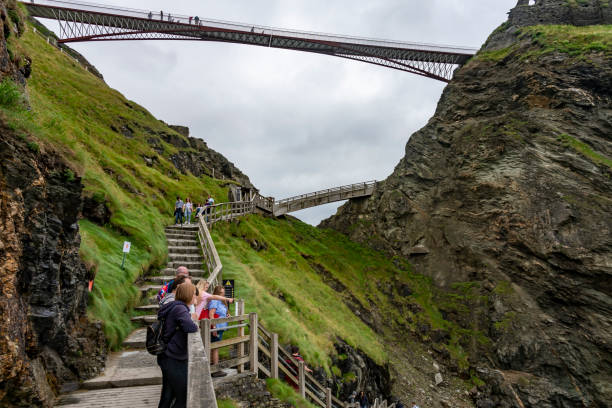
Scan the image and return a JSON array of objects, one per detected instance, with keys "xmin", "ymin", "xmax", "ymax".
[{"xmin": 272, "ymin": 181, "xmax": 376, "ymax": 216}]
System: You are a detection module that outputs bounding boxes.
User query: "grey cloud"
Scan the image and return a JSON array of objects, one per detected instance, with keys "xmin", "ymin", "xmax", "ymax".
[{"xmin": 53, "ymin": 0, "xmax": 517, "ymax": 224}]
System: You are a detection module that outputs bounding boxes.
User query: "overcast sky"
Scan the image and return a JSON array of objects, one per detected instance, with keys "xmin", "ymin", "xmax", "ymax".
[{"xmin": 40, "ymin": 0, "xmax": 516, "ymax": 225}]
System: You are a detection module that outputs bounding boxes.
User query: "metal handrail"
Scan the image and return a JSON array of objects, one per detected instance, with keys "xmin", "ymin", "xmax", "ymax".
[{"xmin": 23, "ymin": 0, "xmax": 478, "ymax": 54}]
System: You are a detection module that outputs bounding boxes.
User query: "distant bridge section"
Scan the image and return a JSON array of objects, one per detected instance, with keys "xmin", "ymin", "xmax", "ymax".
[
  {"xmin": 22, "ymin": 0, "xmax": 477, "ymax": 82},
  {"xmin": 268, "ymin": 181, "xmax": 376, "ymax": 216}
]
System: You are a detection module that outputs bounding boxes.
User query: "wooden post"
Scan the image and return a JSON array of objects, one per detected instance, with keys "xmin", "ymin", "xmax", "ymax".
[
  {"xmin": 202, "ymin": 319, "xmax": 211, "ymax": 366},
  {"xmin": 326, "ymin": 387, "xmax": 332, "ymax": 408},
  {"xmin": 298, "ymin": 361, "xmax": 306, "ymax": 398},
  {"xmin": 271, "ymin": 333, "xmax": 279, "ymax": 379},
  {"xmin": 249, "ymin": 313, "xmax": 258, "ymax": 377},
  {"xmin": 237, "ymin": 300, "xmax": 245, "ymax": 373}
]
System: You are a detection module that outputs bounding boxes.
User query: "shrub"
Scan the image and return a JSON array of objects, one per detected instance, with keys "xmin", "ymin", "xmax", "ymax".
[
  {"xmin": 27, "ymin": 141, "xmax": 39, "ymax": 153},
  {"xmin": 0, "ymin": 78, "xmax": 22, "ymax": 108}
]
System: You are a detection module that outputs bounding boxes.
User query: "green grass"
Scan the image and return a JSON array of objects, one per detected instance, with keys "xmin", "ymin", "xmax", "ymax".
[
  {"xmin": 0, "ymin": 79, "xmax": 23, "ymax": 108},
  {"xmin": 212, "ymin": 215, "xmax": 486, "ymax": 373},
  {"xmin": 266, "ymin": 378, "xmax": 318, "ymax": 408},
  {"xmin": 558, "ymin": 133, "xmax": 612, "ymax": 169},
  {"xmin": 478, "ymin": 25, "xmax": 612, "ymax": 62},
  {"xmin": 521, "ymin": 25, "xmax": 612, "ymax": 58},
  {"xmin": 216, "ymin": 399, "xmax": 239, "ymax": 408},
  {"xmin": 1, "ymin": 24, "xmax": 232, "ymax": 348}
]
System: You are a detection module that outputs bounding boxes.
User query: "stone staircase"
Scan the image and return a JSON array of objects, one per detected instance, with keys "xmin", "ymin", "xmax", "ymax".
[
  {"xmin": 55, "ymin": 224, "xmax": 292, "ymax": 407},
  {"xmin": 131, "ymin": 225, "xmax": 204, "ymax": 324}
]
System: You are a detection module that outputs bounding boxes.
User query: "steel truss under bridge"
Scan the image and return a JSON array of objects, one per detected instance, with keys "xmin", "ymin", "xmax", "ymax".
[{"xmin": 22, "ymin": 0, "xmax": 478, "ymax": 82}]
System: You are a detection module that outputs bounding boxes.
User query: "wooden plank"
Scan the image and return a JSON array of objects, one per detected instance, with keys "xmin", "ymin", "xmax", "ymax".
[
  {"xmin": 279, "ymin": 362, "xmax": 298, "ymax": 384},
  {"xmin": 271, "ymin": 333, "xmax": 279, "ymax": 379},
  {"xmin": 249, "ymin": 313, "xmax": 258, "ymax": 377},
  {"xmin": 258, "ymin": 343, "xmax": 271, "ymax": 358},
  {"xmin": 258, "ymin": 363, "xmax": 271, "ymax": 378},
  {"xmin": 304, "ymin": 387, "xmax": 325, "ymax": 408},
  {"xmin": 326, "ymin": 388, "xmax": 332, "ymax": 408},
  {"xmin": 186, "ymin": 331, "xmax": 217, "ymax": 408},
  {"xmin": 210, "ymin": 335, "xmax": 249, "ymax": 350},
  {"xmin": 299, "ymin": 361, "xmax": 306, "ymax": 398},
  {"xmin": 210, "ymin": 356, "xmax": 250, "ymax": 372},
  {"xmin": 210, "ymin": 314, "xmax": 248, "ymax": 325},
  {"xmin": 237, "ymin": 300, "xmax": 245, "ymax": 374}
]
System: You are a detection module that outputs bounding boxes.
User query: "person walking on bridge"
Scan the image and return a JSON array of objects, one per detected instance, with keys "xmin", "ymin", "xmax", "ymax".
[
  {"xmin": 160, "ymin": 10, "xmax": 163, "ymax": 21},
  {"xmin": 156, "ymin": 282, "xmax": 198, "ymax": 408}
]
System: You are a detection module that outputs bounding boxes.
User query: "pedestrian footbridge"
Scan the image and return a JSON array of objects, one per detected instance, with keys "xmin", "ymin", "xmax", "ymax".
[
  {"xmin": 22, "ymin": 0, "xmax": 476, "ymax": 82},
  {"xmin": 269, "ymin": 180, "xmax": 376, "ymax": 216}
]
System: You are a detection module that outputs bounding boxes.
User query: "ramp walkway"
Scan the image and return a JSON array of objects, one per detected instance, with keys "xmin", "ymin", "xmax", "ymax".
[{"xmin": 22, "ymin": 0, "xmax": 476, "ymax": 82}]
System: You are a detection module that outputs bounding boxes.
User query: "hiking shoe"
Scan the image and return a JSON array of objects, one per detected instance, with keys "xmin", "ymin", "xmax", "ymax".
[{"xmin": 211, "ymin": 371, "xmax": 227, "ymax": 377}]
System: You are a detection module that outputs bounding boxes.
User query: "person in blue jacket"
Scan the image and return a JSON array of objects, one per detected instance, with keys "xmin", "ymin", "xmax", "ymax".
[{"xmin": 157, "ymin": 282, "xmax": 198, "ymax": 408}]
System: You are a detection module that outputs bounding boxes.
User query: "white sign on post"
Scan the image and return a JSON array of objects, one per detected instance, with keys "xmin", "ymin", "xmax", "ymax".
[{"xmin": 123, "ymin": 241, "xmax": 131, "ymax": 253}]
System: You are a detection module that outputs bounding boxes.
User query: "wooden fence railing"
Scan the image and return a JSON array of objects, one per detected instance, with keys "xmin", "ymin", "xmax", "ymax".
[
  {"xmin": 187, "ymin": 330, "xmax": 218, "ymax": 408},
  {"xmin": 201, "ymin": 201, "xmax": 255, "ymax": 227},
  {"xmin": 196, "ymin": 212, "xmax": 223, "ymax": 289}
]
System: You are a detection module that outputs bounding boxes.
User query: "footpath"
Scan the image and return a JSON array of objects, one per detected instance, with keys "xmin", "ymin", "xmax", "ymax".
[{"xmin": 56, "ymin": 224, "xmax": 290, "ymax": 407}]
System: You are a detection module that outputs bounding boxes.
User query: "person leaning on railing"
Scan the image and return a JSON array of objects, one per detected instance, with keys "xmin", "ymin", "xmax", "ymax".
[
  {"xmin": 209, "ymin": 285, "xmax": 230, "ymax": 377},
  {"xmin": 156, "ymin": 283, "xmax": 198, "ymax": 408}
]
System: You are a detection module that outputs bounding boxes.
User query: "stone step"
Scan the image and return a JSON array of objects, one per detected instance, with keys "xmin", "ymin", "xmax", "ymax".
[
  {"xmin": 165, "ymin": 225, "xmax": 199, "ymax": 232},
  {"xmin": 131, "ymin": 315, "xmax": 157, "ymax": 325},
  {"xmin": 82, "ymin": 350, "xmax": 161, "ymax": 390},
  {"xmin": 56, "ymin": 384, "xmax": 161, "ymax": 407},
  {"xmin": 135, "ymin": 304, "xmax": 159, "ymax": 312},
  {"xmin": 167, "ymin": 261, "xmax": 203, "ymax": 269},
  {"xmin": 161, "ymin": 268, "xmax": 207, "ymax": 276},
  {"xmin": 166, "ymin": 238, "xmax": 199, "ymax": 247},
  {"xmin": 167, "ymin": 253, "xmax": 203, "ymax": 262},
  {"xmin": 122, "ymin": 328, "xmax": 147, "ymax": 349},
  {"xmin": 145, "ymin": 275, "xmax": 206, "ymax": 285},
  {"xmin": 167, "ymin": 245, "xmax": 200, "ymax": 254},
  {"xmin": 138, "ymin": 285, "xmax": 159, "ymax": 294},
  {"xmin": 165, "ymin": 232, "xmax": 197, "ymax": 240}
]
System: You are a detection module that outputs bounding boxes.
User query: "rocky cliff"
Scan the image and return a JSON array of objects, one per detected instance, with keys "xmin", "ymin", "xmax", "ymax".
[
  {"xmin": 0, "ymin": 2, "xmax": 102, "ymax": 406},
  {"xmin": 322, "ymin": 1, "xmax": 611, "ymax": 407}
]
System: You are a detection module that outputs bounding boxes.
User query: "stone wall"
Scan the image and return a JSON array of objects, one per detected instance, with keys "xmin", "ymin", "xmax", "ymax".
[
  {"xmin": 214, "ymin": 373, "xmax": 292, "ymax": 408},
  {"xmin": 509, "ymin": 0, "xmax": 612, "ymax": 27}
]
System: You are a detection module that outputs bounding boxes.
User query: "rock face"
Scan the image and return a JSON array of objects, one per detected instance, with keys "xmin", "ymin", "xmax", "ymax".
[
  {"xmin": 0, "ymin": 2, "xmax": 105, "ymax": 406},
  {"xmin": 321, "ymin": 1, "xmax": 611, "ymax": 407},
  {"xmin": 0, "ymin": 125, "xmax": 107, "ymax": 407}
]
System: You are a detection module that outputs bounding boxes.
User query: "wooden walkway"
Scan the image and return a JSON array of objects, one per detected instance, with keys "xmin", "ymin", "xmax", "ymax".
[{"xmin": 272, "ymin": 180, "xmax": 376, "ymax": 216}]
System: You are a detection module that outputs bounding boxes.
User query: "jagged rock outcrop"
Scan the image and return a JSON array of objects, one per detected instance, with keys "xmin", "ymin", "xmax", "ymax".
[
  {"xmin": 322, "ymin": 1, "xmax": 611, "ymax": 407},
  {"xmin": 0, "ymin": 2, "xmax": 105, "ymax": 406},
  {"xmin": 0, "ymin": 125, "xmax": 107, "ymax": 407},
  {"xmin": 166, "ymin": 125, "xmax": 253, "ymax": 188}
]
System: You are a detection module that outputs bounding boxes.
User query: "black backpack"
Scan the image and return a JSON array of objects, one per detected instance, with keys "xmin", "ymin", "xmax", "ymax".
[{"xmin": 146, "ymin": 318, "xmax": 168, "ymax": 355}]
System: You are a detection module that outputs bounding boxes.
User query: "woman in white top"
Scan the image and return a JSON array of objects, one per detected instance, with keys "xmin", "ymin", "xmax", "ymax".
[{"xmin": 184, "ymin": 198, "xmax": 193, "ymax": 224}]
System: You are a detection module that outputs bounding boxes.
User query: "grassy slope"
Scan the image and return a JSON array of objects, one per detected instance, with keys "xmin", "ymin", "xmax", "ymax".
[
  {"xmin": 212, "ymin": 215, "xmax": 486, "ymax": 374},
  {"xmin": 2, "ymin": 22, "xmax": 230, "ymax": 347},
  {"xmin": 3, "ymin": 14, "xmax": 489, "ymax": 374}
]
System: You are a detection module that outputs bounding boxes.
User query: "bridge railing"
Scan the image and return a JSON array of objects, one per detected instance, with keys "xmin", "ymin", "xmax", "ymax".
[
  {"xmin": 24, "ymin": 0, "xmax": 477, "ymax": 55},
  {"xmin": 275, "ymin": 180, "xmax": 376, "ymax": 210}
]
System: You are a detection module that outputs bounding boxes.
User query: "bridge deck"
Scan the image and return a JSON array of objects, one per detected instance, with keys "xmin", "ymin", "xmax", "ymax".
[
  {"xmin": 22, "ymin": 0, "xmax": 477, "ymax": 81},
  {"xmin": 273, "ymin": 180, "xmax": 376, "ymax": 216}
]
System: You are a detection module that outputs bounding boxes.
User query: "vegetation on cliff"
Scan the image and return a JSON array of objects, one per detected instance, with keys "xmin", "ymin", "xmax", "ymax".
[
  {"xmin": 2, "ymin": 23, "xmax": 231, "ymax": 348},
  {"xmin": 322, "ymin": 20, "xmax": 612, "ymax": 408}
]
